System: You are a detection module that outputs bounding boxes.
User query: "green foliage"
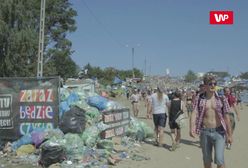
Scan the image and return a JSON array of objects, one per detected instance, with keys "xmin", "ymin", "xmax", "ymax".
[
  {"xmin": 0, "ymin": 0, "xmax": 77, "ymax": 78},
  {"xmin": 239, "ymin": 72, "xmax": 248, "ymax": 79},
  {"xmin": 184, "ymin": 70, "xmax": 197, "ymax": 83},
  {"xmin": 82, "ymin": 63, "xmax": 143, "ymax": 85}
]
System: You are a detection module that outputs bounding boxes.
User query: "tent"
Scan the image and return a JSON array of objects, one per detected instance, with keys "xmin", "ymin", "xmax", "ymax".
[{"xmin": 113, "ymin": 76, "xmax": 123, "ymax": 85}]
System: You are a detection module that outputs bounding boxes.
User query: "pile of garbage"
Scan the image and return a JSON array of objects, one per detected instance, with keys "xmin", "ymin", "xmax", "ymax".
[{"xmin": 0, "ymin": 85, "xmax": 154, "ymax": 168}]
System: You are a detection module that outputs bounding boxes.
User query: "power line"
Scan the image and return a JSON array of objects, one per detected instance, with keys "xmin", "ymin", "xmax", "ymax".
[{"xmin": 81, "ymin": 0, "xmax": 125, "ymax": 48}]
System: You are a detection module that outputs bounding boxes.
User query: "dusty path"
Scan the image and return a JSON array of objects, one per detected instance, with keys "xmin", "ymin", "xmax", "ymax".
[{"xmin": 114, "ymin": 96, "xmax": 248, "ymax": 168}]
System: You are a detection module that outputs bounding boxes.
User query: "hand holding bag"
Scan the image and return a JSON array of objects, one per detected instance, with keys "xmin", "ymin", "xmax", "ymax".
[
  {"xmin": 175, "ymin": 112, "xmax": 187, "ymax": 128},
  {"xmin": 175, "ymin": 101, "xmax": 187, "ymax": 128}
]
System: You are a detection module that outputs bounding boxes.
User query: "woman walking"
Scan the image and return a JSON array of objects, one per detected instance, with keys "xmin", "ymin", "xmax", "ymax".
[{"xmin": 168, "ymin": 90, "xmax": 186, "ymax": 151}]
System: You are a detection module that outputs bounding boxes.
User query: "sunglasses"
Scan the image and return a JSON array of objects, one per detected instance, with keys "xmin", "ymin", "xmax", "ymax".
[{"xmin": 208, "ymin": 82, "xmax": 217, "ymax": 86}]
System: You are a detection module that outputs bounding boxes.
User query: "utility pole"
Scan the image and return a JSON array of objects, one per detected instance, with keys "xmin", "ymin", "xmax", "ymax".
[
  {"xmin": 144, "ymin": 56, "xmax": 147, "ymax": 76},
  {"xmin": 149, "ymin": 63, "xmax": 151, "ymax": 76},
  {"xmin": 132, "ymin": 47, "xmax": 135, "ymax": 78},
  {"xmin": 37, "ymin": 0, "xmax": 46, "ymax": 78}
]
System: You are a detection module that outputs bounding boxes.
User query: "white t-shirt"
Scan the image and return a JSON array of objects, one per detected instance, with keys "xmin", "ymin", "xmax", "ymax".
[
  {"xmin": 130, "ymin": 94, "xmax": 140, "ymax": 103},
  {"xmin": 151, "ymin": 93, "xmax": 170, "ymax": 114},
  {"xmin": 146, "ymin": 95, "xmax": 152, "ymax": 103}
]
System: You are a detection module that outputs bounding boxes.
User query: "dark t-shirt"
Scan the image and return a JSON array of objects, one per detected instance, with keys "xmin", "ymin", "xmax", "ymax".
[{"xmin": 169, "ymin": 99, "xmax": 181, "ymax": 120}]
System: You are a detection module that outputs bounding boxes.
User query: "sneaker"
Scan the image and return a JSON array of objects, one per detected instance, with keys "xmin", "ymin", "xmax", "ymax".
[{"xmin": 226, "ymin": 143, "xmax": 231, "ymax": 150}]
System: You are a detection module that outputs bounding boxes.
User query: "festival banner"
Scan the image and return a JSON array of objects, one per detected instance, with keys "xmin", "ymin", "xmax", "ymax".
[{"xmin": 0, "ymin": 77, "xmax": 60, "ymax": 140}]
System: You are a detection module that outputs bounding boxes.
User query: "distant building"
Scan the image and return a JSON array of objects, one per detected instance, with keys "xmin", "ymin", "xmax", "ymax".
[{"xmin": 196, "ymin": 72, "xmax": 205, "ymax": 78}]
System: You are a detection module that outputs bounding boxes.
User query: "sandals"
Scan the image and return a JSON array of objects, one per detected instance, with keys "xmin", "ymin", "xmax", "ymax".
[{"xmin": 171, "ymin": 143, "xmax": 177, "ymax": 151}]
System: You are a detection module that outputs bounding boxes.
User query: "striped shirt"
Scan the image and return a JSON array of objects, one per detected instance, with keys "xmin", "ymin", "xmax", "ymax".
[{"xmin": 193, "ymin": 92, "xmax": 231, "ymax": 135}]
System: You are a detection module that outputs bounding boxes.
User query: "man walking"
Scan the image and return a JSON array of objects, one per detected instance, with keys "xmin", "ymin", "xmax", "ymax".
[{"xmin": 190, "ymin": 75, "xmax": 232, "ymax": 168}]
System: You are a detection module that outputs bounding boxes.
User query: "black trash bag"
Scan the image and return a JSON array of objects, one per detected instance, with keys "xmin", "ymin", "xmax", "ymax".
[
  {"xmin": 39, "ymin": 143, "xmax": 66, "ymax": 167},
  {"xmin": 0, "ymin": 139, "xmax": 7, "ymax": 151},
  {"xmin": 59, "ymin": 106, "xmax": 86, "ymax": 134}
]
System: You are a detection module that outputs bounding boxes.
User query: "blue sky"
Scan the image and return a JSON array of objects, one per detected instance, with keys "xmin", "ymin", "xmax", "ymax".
[{"xmin": 68, "ymin": 0, "xmax": 248, "ymax": 76}]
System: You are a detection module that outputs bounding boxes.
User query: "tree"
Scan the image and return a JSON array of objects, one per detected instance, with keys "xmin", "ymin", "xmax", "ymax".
[
  {"xmin": 81, "ymin": 64, "xmax": 144, "ymax": 85},
  {"xmin": 184, "ymin": 70, "xmax": 197, "ymax": 83},
  {"xmin": 239, "ymin": 72, "xmax": 248, "ymax": 79},
  {"xmin": 0, "ymin": 0, "xmax": 77, "ymax": 78},
  {"xmin": 133, "ymin": 68, "xmax": 143, "ymax": 78}
]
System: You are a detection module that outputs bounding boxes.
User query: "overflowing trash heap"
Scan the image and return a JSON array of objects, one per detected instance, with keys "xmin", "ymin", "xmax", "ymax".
[{"xmin": 0, "ymin": 83, "xmax": 154, "ymax": 168}]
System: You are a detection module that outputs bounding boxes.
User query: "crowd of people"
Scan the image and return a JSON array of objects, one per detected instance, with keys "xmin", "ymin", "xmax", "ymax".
[{"xmin": 127, "ymin": 74, "xmax": 242, "ymax": 168}]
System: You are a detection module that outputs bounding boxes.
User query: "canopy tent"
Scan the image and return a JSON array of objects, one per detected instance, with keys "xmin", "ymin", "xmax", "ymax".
[{"xmin": 113, "ymin": 76, "xmax": 123, "ymax": 85}]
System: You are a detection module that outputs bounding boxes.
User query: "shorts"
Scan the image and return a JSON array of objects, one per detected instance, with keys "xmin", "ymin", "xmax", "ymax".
[
  {"xmin": 200, "ymin": 126, "xmax": 225, "ymax": 166},
  {"xmin": 153, "ymin": 113, "xmax": 167, "ymax": 128},
  {"xmin": 169, "ymin": 117, "xmax": 180, "ymax": 129}
]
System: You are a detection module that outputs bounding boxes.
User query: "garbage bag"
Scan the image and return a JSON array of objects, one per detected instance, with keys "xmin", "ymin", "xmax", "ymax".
[
  {"xmin": 81, "ymin": 125, "xmax": 100, "ymax": 147},
  {"xmin": 31, "ymin": 128, "xmax": 64, "ymax": 147},
  {"xmin": 16, "ymin": 144, "xmax": 35, "ymax": 156},
  {"xmin": 79, "ymin": 104, "xmax": 101, "ymax": 126},
  {"xmin": 31, "ymin": 130, "xmax": 46, "ymax": 148},
  {"xmin": 86, "ymin": 96, "xmax": 109, "ymax": 111},
  {"xmin": 63, "ymin": 133, "xmax": 85, "ymax": 159},
  {"xmin": 66, "ymin": 92, "xmax": 79, "ymax": 105},
  {"xmin": 45, "ymin": 128, "xmax": 64, "ymax": 140},
  {"xmin": 139, "ymin": 122, "xmax": 154, "ymax": 138},
  {"xmin": 12, "ymin": 134, "xmax": 32, "ymax": 151},
  {"xmin": 59, "ymin": 101, "xmax": 70, "ymax": 118},
  {"xmin": 39, "ymin": 143, "xmax": 66, "ymax": 167},
  {"xmin": 0, "ymin": 139, "xmax": 7, "ymax": 151},
  {"xmin": 59, "ymin": 106, "xmax": 86, "ymax": 134},
  {"xmin": 75, "ymin": 101, "xmax": 101, "ymax": 121},
  {"xmin": 105, "ymin": 101, "xmax": 123, "ymax": 110},
  {"xmin": 126, "ymin": 117, "xmax": 153, "ymax": 141}
]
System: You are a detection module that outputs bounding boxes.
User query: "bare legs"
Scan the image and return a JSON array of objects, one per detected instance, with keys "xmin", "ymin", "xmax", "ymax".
[
  {"xmin": 155, "ymin": 126, "xmax": 164, "ymax": 146},
  {"xmin": 170, "ymin": 129, "xmax": 181, "ymax": 151},
  {"xmin": 132, "ymin": 103, "xmax": 139, "ymax": 117}
]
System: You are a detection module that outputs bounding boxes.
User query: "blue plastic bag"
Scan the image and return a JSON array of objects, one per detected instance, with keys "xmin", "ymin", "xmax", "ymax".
[
  {"xmin": 59, "ymin": 101, "xmax": 70, "ymax": 118},
  {"xmin": 86, "ymin": 96, "xmax": 109, "ymax": 111},
  {"xmin": 12, "ymin": 134, "xmax": 32, "ymax": 150}
]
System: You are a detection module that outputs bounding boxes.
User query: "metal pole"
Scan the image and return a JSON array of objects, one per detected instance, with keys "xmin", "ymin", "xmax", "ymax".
[
  {"xmin": 144, "ymin": 56, "xmax": 146, "ymax": 76},
  {"xmin": 149, "ymin": 63, "xmax": 151, "ymax": 76},
  {"xmin": 132, "ymin": 47, "xmax": 135, "ymax": 78},
  {"xmin": 37, "ymin": 0, "xmax": 46, "ymax": 78}
]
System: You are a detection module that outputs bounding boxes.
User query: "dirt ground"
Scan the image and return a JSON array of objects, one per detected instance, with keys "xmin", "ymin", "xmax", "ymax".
[
  {"xmin": 115, "ymin": 96, "xmax": 248, "ymax": 168},
  {"xmin": 0, "ymin": 96, "xmax": 247, "ymax": 168}
]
